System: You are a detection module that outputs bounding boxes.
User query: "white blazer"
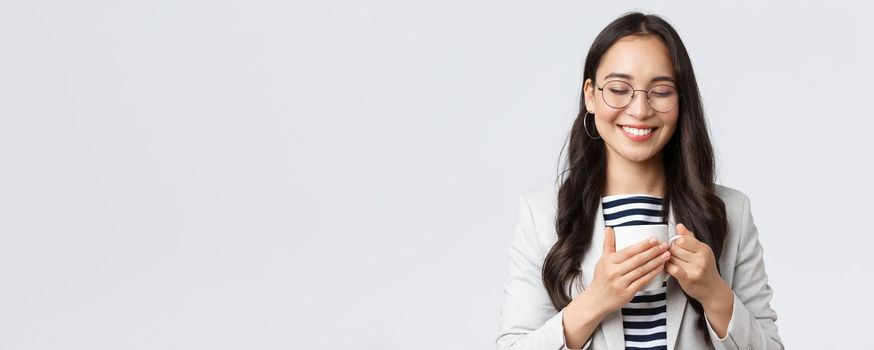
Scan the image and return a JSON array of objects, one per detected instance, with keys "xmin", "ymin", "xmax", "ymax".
[{"xmin": 496, "ymin": 183, "xmax": 784, "ymax": 350}]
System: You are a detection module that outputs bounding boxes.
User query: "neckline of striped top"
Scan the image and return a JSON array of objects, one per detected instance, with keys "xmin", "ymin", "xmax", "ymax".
[
  {"xmin": 602, "ymin": 194, "xmax": 663, "ymax": 210},
  {"xmin": 602, "ymin": 193, "xmax": 663, "ymax": 201},
  {"xmin": 602, "ymin": 194, "xmax": 666, "ymax": 228}
]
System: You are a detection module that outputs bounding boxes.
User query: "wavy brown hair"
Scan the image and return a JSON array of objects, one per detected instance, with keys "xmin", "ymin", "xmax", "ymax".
[{"xmin": 543, "ymin": 12, "xmax": 728, "ymax": 346}]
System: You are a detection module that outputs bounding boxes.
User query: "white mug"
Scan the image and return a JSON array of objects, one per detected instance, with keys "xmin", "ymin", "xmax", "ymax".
[{"xmin": 611, "ymin": 224, "xmax": 680, "ymax": 291}]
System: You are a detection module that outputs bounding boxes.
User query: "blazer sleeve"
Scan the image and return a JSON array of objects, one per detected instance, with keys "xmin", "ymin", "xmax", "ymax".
[
  {"xmin": 707, "ymin": 193, "xmax": 785, "ymax": 350},
  {"xmin": 496, "ymin": 194, "xmax": 594, "ymax": 350}
]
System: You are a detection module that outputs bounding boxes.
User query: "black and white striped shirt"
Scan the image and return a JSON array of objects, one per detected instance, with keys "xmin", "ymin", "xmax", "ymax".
[{"xmin": 602, "ymin": 194, "xmax": 668, "ymax": 350}]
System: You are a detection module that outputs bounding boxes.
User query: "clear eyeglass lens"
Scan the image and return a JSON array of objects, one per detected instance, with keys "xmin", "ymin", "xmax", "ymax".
[
  {"xmin": 601, "ymin": 81, "xmax": 678, "ymax": 112},
  {"xmin": 602, "ymin": 81, "xmax": 633, "ymax": 108},
  {"xmin": 648, "ymin": 85, "xmax": 678, "ymax": 112}
]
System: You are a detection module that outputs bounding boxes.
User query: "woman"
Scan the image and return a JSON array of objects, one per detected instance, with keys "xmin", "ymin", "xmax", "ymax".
[{"xmin": 496, "ymin": 12, "xmax": 783, "ymax": 350}]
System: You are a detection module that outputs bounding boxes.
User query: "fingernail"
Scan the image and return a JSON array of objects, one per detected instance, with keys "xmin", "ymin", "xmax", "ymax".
[
  {"xmin": 649, "ymin": 237, "xmax": 658, "ymax": 245},
  {"xmin": 662, "ymin": 252, "xmax": 670, "ymax": 259},
  {"xmin": 659, "ymin": 242, "xmax": 668, "ymax": 250}
]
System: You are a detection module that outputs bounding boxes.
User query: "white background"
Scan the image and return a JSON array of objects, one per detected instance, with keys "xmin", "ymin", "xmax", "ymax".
[{"xmin": 1, "ymin": 1, "xmax": 871, "ymax": 349}]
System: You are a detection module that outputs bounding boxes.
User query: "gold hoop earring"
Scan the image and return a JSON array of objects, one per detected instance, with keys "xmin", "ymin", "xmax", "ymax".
[{"xmin": 583, "ymin": 112, "xmax": 600, "ymax": 140}]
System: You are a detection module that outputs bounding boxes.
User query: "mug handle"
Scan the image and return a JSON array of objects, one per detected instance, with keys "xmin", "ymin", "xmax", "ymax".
[{"xmin": 662, "ymin": 235, "xmax": 683, "ymax": 282}]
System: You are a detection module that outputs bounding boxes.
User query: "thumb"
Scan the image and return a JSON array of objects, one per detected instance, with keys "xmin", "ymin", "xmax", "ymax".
[
  {"xmin": 676, "ymin": 223, "xmax": 694, "ymax": 237},
  {"xmin": 603, "ymin": 226, "xmax": 616, "ymax": 254}
]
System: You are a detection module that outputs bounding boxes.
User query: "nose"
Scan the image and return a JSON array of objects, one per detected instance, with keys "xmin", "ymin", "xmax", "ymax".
[{"xmin": 626, "ymin": 90, "xmax": 655, "ymax": 119}]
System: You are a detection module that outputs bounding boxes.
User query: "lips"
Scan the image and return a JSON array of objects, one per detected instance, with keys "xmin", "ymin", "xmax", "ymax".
[
  {"xmin": 620, "ymin": 125, "xmax": 655, "ymax": 136},
  {"xmin": 619, "ymin": 124, "xmax": 657, "ymax": 141}
]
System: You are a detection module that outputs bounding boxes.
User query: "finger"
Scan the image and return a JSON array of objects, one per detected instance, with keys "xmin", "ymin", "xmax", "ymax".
[
  {"xmin": 674, "ymin": 225, "xmax": 703, "ymax": 253},
  {"xmin": 617, "ymin": 241, "xmax": 668, "ymax": 274},
  {"xmin": 668, "ymin": 244, "xmax": 695, "ymax": 263},
  {"xmin": 621, "ymin": 248, "xmax": 671, "ymax": 283},
  {"xmin": 676, "ymin": 223, "xmax": 695, "ymax": 238},
  {"xmin": 603, "ymin": 227, "xmax": 616, "ymax": 255},
  {"xmin": 614, "ymin": 236, "xmax": 659, "ymax": 262},
  {"xmin": 668, "ymin": 257, "xmax": 694, "ymax": 275},
  {"xmin": 665, "ymin": 261, "xmax": 687, "ymax": 280},
  {"xmin": 628, "ymin": 261, "xmax": 665, "ymax": 292}
]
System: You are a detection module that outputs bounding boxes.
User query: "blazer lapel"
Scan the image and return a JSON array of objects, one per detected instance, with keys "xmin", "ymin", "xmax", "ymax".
[
  {"xmin": 577, "ymin": 199, "xmax": 688, "ymax": 350},
  {"xmin": 664, "ymin": 209, "xmax": 688, "ymax": 350}
]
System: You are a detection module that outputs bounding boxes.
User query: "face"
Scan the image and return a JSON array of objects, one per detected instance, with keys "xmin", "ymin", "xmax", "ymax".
[{"xmin": 583, "ymin": 35, "xmax": 679, "ymax": 164}]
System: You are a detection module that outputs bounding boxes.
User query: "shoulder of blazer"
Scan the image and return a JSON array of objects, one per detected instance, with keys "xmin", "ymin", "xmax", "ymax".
[
  {"xmin": 520, "ymin": 183, "xmax": 560, "ymax": 228},
  {"xmin": 521, "ymin": 182, "xmax": 559, "ymax": 212},
  {"xmin": 516, "ymin": 183, "xmax": 561, "ymax": 251},
  {"xmin": 714, "ymin": 183, "xmax": 753, "ymax": 227},
  {"xmin": 714, "ymin": 183, "xmax": 748, "ymax": 206}
]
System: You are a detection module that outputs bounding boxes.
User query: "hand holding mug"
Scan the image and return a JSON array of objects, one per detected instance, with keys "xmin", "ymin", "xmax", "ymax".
[
  {"xmin": 665, "ymin": 223, "xmax": 731, "ymax": 306},
  {"xmin": 578, "ymin": 226, "xmax": 672, "ymax": 316}
]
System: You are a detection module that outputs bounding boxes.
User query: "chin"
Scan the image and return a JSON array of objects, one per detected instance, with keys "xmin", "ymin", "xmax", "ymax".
[{"xmin": 621, "ymin": 151, "xmax": 657, "ymax": 163}]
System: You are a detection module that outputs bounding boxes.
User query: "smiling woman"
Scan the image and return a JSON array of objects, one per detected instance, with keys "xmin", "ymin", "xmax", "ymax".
[{"xmin": 497, "ymin": 12, "xmax": 784, "ymax": 350}]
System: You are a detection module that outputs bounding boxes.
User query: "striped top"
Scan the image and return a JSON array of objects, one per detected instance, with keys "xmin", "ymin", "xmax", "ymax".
[{"xmin": 602, "ymin": 194, "xmax": 668, "ymax": 350}]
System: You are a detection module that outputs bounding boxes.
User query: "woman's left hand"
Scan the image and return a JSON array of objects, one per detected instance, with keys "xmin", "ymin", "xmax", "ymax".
[{"xmin": 665, "ymin": 223, "xmax": 730, "ymax": 306}]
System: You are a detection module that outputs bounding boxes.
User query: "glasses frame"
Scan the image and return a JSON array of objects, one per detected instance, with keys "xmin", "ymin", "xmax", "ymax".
[{"xmin": 595, "ymin": 79, "xmax": 682, "ymax": 113}]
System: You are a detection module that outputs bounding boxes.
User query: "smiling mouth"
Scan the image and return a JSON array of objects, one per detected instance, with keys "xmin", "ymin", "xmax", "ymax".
[{"xmin": 619, "ymin": 125, "xmax": 657, "ymax": 136}]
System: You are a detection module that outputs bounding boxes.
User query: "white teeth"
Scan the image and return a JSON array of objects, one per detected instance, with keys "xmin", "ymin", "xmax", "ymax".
[{"xmin": 622, "ymin": 126, "xmax": 653, "ymax": 136}]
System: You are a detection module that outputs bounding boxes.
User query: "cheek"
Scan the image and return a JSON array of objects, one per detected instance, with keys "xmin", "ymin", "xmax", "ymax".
[
  {"xmin": 593, "ymin": 111, "xmax": 621, "ymax": 128},
  {"xmin": 661, "ymin": 115, "xmax": 680, "ymax": 137}
]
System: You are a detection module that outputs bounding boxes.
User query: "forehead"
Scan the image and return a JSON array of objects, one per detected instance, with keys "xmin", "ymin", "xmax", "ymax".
[{"xmin": 596, "ymin": 35, "xmax": 675, "ymax": 83}]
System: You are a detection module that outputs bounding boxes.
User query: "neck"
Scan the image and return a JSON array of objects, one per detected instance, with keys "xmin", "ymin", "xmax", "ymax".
[{"xmin": 603, "ymin": 151, "xmax": 666, "ymax": 197}]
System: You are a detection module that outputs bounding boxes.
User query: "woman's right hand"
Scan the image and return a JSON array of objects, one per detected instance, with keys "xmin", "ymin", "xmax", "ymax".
[
  {"xmin": 561, "ymin": 227, "xmax": 672, "ymax": 348},
  {"xmin": 578, "ymin": 226, "xmax": 672, "ymax": 317}
]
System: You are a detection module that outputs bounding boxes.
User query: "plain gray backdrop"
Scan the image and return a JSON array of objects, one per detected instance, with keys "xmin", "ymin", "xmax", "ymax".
[{"xmin": 1, "ymin": 0, "xmax": 872, "ymax": 349}]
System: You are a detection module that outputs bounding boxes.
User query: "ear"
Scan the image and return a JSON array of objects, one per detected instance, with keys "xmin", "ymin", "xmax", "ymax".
[{"xmin": 583, "ymin": 78, "xmax": 595, "ymax": 114}]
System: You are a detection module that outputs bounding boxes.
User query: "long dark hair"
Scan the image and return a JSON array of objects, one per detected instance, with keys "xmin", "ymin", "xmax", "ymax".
[{"xmin": 543, "ymin": 12, "xmax": 728, "ymax": 346}]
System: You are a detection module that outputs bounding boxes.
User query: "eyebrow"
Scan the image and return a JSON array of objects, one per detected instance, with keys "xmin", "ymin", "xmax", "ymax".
[{"xmin": 603, "ymin": 72, "xmax": 676, "ymax": 84}]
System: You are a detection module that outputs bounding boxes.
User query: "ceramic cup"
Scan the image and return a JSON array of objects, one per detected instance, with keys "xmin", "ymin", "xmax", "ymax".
[{"xmin": 612, "ymin": 223, "xmax": 681, "ymax": 291}]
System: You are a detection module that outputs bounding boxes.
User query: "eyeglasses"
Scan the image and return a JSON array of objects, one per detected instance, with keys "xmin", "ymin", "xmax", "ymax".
[{"xmin": 595, "ymin": 80, "xmax": 681, "ymax": 113}]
